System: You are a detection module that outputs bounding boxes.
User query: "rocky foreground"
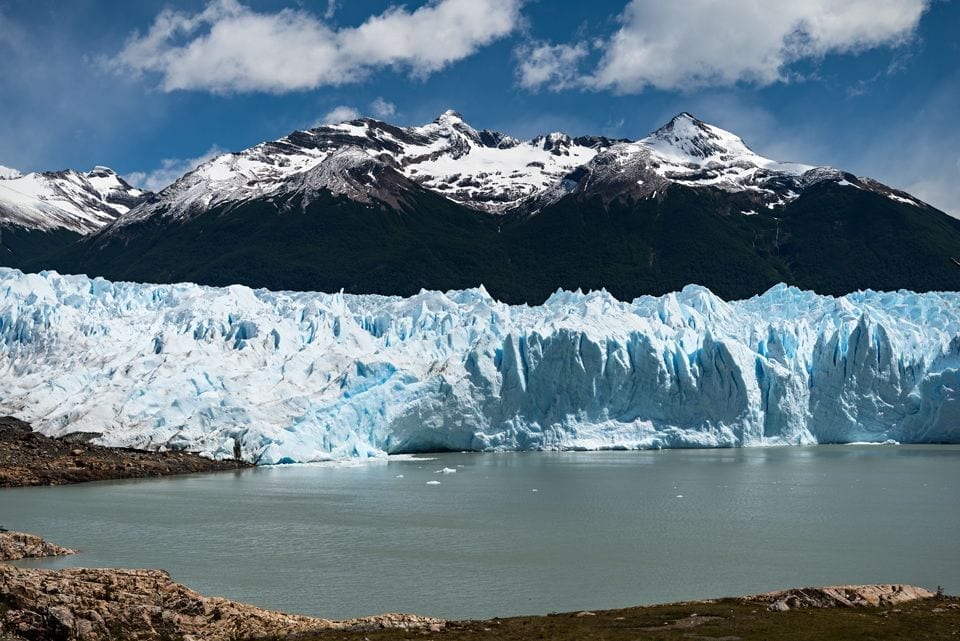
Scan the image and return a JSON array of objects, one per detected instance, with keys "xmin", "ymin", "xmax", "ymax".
[
  {"xmin": 0, "ymin": 416, "xmax": 248, "ymax": 487},
  {"xmin": 0, "ymin": 564, "xmax": 443, "ymax": 641},
  {"xmin": 0, "ymin": 531, "xmax": 76, "ymax": 562},
  {"xmin": 0, "ymin": 533, "xmax": 956, "ymax": 641},
  {"xmin": 0, "ymin": 532, "xmax": 960, "ymax": 641},
  {"xmin": 0, "ymin": 561, "xmax": 954, "ymax": 641}
]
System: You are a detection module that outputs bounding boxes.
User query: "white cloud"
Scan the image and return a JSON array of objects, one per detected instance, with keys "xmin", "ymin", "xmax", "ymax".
[
  {"xmin": 126, "ymin": 145, "xmax": 224, "ymax": 193},
  {"xmin": 324, "ymin": 0, "xmax": 338, "ymax": 21},
  {"xmin": 570, "ymin": 0, "xmax": 929, "ymax": 92},
  {"xmin": 517, "ymin": 0, "xmax": 932, "ymax": 93},
  {"xmin": 516, "ymin": 42, "xmax": 589, "ymax": 91},
  {"xmin": 113, "ymin": 0, "xmax": 523, "ymax": 94},
  {"xmin": 317, "ymin": 105, "xmax": 361, "ymax": 126},
  {"xmin": 370, "ymin": 97, "xmax": 396, "ymax": 119}
]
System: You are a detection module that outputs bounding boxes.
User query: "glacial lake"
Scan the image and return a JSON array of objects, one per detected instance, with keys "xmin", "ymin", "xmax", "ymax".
[{"xmin": 2, "ymin": 445, "xmax": 959, "ymax": 620}]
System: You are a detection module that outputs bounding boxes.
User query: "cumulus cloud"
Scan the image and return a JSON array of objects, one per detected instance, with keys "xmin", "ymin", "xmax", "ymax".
[
  {"xmin": 516, "ymin": 42, "xmax": 589, "ymax": 91},
  {"xmin": 370, "ymin": 97, "xmax": 396, "ymax": 119},
  {"xmin": 317, "ymin": 105, "xmax": 361, "ymax": 126},
  {"xmin": 126, "ymin": 145, "xmax": 224, "ymax": 192},
  {"xmin": 112, "ymin": 0, "xmax": 523, "ymax": 94},
  {"xmin": 587, "ymin": 0, "xmax": 930, "ymax": 92}
]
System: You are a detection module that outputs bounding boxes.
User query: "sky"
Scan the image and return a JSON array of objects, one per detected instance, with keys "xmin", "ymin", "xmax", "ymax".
[{"xmin": 0, "ymin": 0, "xmax": 958, "ymax": 215}]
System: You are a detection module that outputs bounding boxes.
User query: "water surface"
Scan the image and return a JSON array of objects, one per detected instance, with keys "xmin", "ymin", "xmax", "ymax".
[{"xmin": 2, "ymin": 446, "xmax": 958, "ymax": 619}]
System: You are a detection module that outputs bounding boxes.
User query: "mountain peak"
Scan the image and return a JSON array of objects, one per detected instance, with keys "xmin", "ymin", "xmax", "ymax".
[
  {"xmin": 645, "ymin": 112, "xmax": 753, "ymax": 161},
  {"xmin": 88, "ymin": 166, "xmax": 118, "ymax": 177},
  {"xmin": 0, "ymin": 165, "xmax": 22, "ymax": 180},
  {"xmin": 436, "ymin": 109, "xmax": 464, "ymax": 123}
]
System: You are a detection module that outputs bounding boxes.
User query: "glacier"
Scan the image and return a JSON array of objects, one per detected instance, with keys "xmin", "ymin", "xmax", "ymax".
[{"xmin": 0, "ymin": 267, "xmax": 957, "ymax": 463}]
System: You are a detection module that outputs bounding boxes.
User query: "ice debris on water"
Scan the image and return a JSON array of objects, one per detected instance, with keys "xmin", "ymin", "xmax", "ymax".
[{"xmin": 1, "ymin": 268, "xmax": 959, "ymax": 465}]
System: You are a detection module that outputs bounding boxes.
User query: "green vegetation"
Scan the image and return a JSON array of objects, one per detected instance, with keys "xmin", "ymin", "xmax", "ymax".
[
  {"xmin": 301, "ymin": 596, "xmax": 960, "ymax": 641},
  {"xmin": 12, "ymin": 182, "xmax": 960, "ymax": 302},
  {"xmin": 0, "ymin": 224, "xmax": 81, "ymax": 270}
]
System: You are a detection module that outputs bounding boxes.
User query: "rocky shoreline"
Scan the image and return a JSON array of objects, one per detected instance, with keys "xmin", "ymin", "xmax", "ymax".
[
  {"xmin": 0, "ymin": 532, "xmax": 956, "ymax": 641},
  {"xmin": 0, "ymin": 531, "xmax": 76, "ymax": 562},
  {"xmin": 0, "ymin": 564, "xmax": 443, "ymax": 641},
  {"xmin": 0, "ymin": 416, "xmax": 249, "ymax": 487}
]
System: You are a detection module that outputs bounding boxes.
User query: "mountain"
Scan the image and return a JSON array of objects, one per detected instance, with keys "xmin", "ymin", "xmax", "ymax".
[
  {"xmin": 10, "ymin": 113, "xmax": 960, "ymax": 302},
  {"xmin": 0, "ymin": 166, "xmax": 149, "ymax": 267},
  {"xmin": 3, "ymin": 268, "xmax": 957, "ymax": 462}
]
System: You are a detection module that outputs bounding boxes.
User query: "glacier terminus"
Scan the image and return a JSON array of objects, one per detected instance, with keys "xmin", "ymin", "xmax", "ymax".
[{"xmin": 0, "ymin": 268, "xmax": 957, "ymax": 464}]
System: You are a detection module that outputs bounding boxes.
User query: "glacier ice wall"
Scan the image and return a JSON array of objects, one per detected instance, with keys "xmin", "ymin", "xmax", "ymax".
[{"xmin": 0, "ymin": 268, "xmax": 958, "ymax": 463}]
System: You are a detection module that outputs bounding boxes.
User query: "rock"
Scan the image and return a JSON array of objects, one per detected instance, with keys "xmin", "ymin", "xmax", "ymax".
[
  {"xmin": 747, "ymin": 584, "xmax": 935, "ymax": 611},
  {"xmin": 0, "ymin": 415, "xmax": 250, "ymax": 488},
  {"xmin": 0, "ymin": 531, "xmax": 77, "ymax": 561},
  {"xmin": 0, "ymin": 564, "xmax": 444, "ymax": 641}
]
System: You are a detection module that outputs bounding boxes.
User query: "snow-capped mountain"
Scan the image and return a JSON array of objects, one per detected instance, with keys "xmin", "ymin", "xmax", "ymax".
[
  {"xmin": 0, "ymin": 166, "xmax": 21, "ymax": 180},
  {"xmin": 0, "ymin": 166, "xmax": 148, "ymax": 234},
  {"xmin": 111, "ymin": 110, "xmax": 612, "ymax": 230},
  {"xmin": 11, "ymin": 110, "xmax": 958, "ymax": 304},
  {"xmin": 537, "ymin": 113, "xmax": 930, "ymax": 210},
  {"xmin": 1, "ymin": 267, "xmax": 957, "ymax": 462},
  {"xmin": 106, "ymin": 111, "xmax": 926, "ymax": 234}
]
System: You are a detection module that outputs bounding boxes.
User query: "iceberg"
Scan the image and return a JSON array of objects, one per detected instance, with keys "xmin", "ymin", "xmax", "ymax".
[{"xmin": 0, "ymin": 267, "xmax": 957, "ymax": 463}]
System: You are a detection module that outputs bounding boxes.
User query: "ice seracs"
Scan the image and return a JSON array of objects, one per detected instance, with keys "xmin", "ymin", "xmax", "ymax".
[{"xmin": 0, "ymin": 269, "xmax": 957, "ymax": 464}]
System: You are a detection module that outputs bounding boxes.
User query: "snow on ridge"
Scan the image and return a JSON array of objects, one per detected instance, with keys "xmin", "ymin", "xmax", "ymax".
[
  {"xmin": 1, "ymin": 268, "xmax": 957, "ymax": 464},
  {"xmin": 109, "ymin": 111, "xmax": 928, "ymax": 230},
  {"xmin": 0, "ymin": 167, "xmax": 146, "ymax": 234},
  {"xmin": 0, "ymin": 165, "xmax": 21, "ymax": 180}
]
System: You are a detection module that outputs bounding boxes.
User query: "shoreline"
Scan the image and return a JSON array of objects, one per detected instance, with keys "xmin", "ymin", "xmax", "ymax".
[
  {"xmin": 1, "ymin": 532, "xmax": 957, "ymax": 641},
  {"xmin": 0, "ymin": 416, "xmax": 250, "ymax": 488}
]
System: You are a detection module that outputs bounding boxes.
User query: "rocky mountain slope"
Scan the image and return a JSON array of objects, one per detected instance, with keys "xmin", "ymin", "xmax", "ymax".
[
  {"xmin": 0, "ymin": 166, "xmax": 146, "ymax": 233},
  {"xmin": 100, "ymin": 111, "xmax": 927, "ymax": 226},
  {"xmin": 0, "ymin": 166, "xmax": 150, "ymax": 269}
]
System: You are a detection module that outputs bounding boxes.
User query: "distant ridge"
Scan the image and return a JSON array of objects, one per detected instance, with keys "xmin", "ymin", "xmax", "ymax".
[{"xmin": 3, "ymin": 112, "xmax": 960, "ymax": 302}]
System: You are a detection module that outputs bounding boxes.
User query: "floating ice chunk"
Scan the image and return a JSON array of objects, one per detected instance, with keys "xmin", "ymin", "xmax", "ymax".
[{"xmin": 426, "ymin": 480, "xmax": 441, "ymax": 485}]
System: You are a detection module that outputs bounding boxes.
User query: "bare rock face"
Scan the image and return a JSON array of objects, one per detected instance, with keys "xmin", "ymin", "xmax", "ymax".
[
  {"xmin": 0, "ymin": 531, "xmax": 76, "ymax": 561},
  {"xmin": 0, "ymin": 564, "xmax": 444, "ymax": 641},
  {"xmin": 749, "ymin": 584, "xmax": 935, "ymax": 611}
]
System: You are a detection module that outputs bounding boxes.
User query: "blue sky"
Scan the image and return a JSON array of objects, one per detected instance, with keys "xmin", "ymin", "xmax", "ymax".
[{"xmin": 1, "ymin": 0, "xmax": 958, "ymax": 215}]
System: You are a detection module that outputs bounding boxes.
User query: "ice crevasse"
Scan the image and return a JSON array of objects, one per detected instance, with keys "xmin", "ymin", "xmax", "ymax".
[{"xmin": 0, "ymin": 267, "xmax": 957, "ymax": 463}]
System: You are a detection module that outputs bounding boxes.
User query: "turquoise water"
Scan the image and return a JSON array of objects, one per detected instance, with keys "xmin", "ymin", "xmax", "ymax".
[{"xmin": 2, "ymin": 445, "xmax": 959, "ymax": 619}]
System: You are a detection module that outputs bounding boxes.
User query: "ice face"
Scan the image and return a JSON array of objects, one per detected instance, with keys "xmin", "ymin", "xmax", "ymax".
[{"xmin": 1, "ymin": 269, "xmax": 957, "ymax": 463}]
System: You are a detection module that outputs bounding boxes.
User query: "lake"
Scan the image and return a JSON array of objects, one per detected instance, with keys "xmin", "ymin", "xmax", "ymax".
[{"xmin": 2, "ymin": 445, "xmax": 959, "ymax": 620}]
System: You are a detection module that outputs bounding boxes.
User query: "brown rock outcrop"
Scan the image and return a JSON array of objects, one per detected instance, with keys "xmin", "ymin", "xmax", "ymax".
[
  {"xmin": 747, "ymin": 584, "xmax": 935, "ymax": 611},
  {"xmin": 0, "ymin": 416, "xmax": 249, "ymax": 488},
  {"xmin": 0, "ymin": 564, "xmax": 443, "ymax": 641},
  {"xmin": 0, "ymin": 531, "xmax": 76, "ymax": 562}
]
